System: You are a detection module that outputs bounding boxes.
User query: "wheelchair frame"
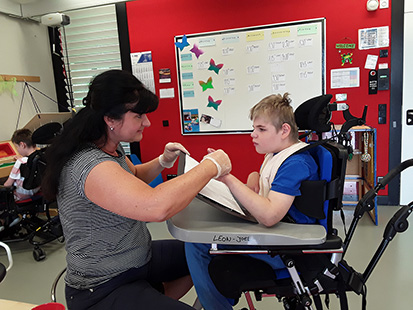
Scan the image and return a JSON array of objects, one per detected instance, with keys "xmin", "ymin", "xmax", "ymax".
[{"xmin": 204, "ymin": 98, "xmax": 412, "ymax": 310}]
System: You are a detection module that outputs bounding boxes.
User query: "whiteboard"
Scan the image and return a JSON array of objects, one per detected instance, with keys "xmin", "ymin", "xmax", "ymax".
[{"xmin": 175, "ymin": 18, "xmax": 326, "ymax": 135}]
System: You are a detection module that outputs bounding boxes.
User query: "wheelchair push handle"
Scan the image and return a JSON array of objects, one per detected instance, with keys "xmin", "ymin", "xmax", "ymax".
[
  {"xmin": 383, "ymin": 202, "xmax": 413, "ymax": 240},
  {"xmin": 362, "ymin": 203, "xmax": 413, "ymax": 283},
  {"xmin": 339, "ymin": 105, "xmax": 368, "ymax": 135},
  {"xmin": 378, "ymin": 158, "xmax": 413, "ymax": 189},
  {"xmin": 344, "ymin": 158, "xmax": 413, "ymax": 254},
  {"xmin": 354, "ymin": 158, "xmax": 413, "ymax": 218}
]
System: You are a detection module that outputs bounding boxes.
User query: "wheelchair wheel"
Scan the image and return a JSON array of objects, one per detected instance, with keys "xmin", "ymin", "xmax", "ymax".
[
  {"xmin": 33, "ymin": 247, "xmax": 46, "ymax": 261},
  {"xmin": 283, "ymin": 296, "xmax": 306, "ymax": 310}
]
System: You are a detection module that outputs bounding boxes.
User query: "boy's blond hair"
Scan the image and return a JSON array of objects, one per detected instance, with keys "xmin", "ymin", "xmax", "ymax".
[{"xmin": 249, "ymin": 93, "xmax": 299, "ymax": 141}]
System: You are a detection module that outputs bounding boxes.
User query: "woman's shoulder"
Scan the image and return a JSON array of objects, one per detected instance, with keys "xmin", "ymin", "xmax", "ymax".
[{"xmin": 68, "ymin": 144, "xmax": 107, "ymax": 167}]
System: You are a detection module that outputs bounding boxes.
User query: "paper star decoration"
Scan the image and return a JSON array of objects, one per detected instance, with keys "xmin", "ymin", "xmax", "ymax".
[
  {"xmin": 207, "ymin": 96, "xmax": 222, "ymax": 111},
  {"xmin": 208, "ymin": 58, "xmax": 224, "ymax": 74},
  {"xmin": 199, "ymin": 77, "xmax": 213, "ymax": 91},
  {"xmin": 175, "ymin": 35, "xmax": 190, "ymax": 51},
  {"xmin": 190, "ymin": 44, "xmax": 204, "ymax": 58},
  {"xmin": 0, "ymin": 76, "xmax": 17, "ymax": 96}
]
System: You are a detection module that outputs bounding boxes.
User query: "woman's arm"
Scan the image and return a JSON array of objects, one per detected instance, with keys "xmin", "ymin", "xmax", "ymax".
[
  {"xmin": 125, "ymin": 142, "xmax": 189, "ymax": 184},
  {"xmin": 84, "ymin": 150, "xmax": 230, "ymax": 222},
  {"xmin": 125, "ymin": 156, "xmax": 164, "ymax": 184},
  {"xmin": 220, "ymin": 174, "xmax": 294, "ymax": 227}
]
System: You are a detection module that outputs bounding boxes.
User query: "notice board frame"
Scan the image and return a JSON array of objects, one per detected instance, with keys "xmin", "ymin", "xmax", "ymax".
[{"xmin": 175, "ymin": 18, "xmax": 326, "ymax": 135}]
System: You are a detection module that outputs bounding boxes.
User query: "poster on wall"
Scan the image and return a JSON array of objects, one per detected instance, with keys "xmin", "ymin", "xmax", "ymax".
[
  {"xmin": 175, "ymin": 18, "xmax": 326, "ymax": 135},
  {"xmin": 130, "ymin": 51, "xmax": 156, "ymax": 93},
  {"xmin": 358, "ymin": 26, "xmax": 389, "ymax": 50}
]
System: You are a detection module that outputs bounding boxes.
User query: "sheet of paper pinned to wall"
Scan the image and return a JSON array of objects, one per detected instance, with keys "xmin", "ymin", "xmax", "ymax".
[
  {"xmin": 183, "ymin": 154, "xmax": 246, "ymax": 216},
  {"xmin": 160, "ymin": 88, "xmax": 175, "ymax": 99},
  {"xmin": 358, "ymin": 26, "xmax": 389, "ymax": 50},
  {"xmin": 130, "ymin": 51, "xmax": 156, "ymax": 93},
  {"xmin": 330, "ymin": 67, "xmax": 360, "ymax": 89}
]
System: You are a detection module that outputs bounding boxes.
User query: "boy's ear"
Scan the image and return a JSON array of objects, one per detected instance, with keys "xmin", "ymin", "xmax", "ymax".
[{"xmin": 281, "ymin": 123, "xmax": 292, "ymax": 137}]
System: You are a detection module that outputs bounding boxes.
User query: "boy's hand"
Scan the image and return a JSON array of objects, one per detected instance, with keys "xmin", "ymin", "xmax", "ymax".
[{"xmin": 202, "ymin": 149, "xmax": 231, "ymax": 178}]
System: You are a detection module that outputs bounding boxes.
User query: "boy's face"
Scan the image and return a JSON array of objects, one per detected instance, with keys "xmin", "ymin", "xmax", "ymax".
[{"xmin": 251, "ymin": 116, "xmax": 284, "ymax": 154}]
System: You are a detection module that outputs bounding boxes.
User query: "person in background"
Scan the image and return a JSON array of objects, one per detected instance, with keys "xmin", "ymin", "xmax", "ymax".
[
  {"xmin": 41, "ymin": 69, "xmax": 232, "ymax": 310},
  {"xmin": 1, "ymin": 129, "xmax": 39, "ymax": 231},
  {"xmin": 185, "ymin": 93, "xmax": 320, "ymax": 310},
  {"xmin": 3, "ymin": 129, "xmax": 40, "ymax": 200}
]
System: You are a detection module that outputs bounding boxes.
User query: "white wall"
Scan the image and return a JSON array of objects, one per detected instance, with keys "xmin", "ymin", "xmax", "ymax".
[
  {"xmin": 0, "ymin": 13, "xmax": 57, "ymax": 141},
  {"xmin": 400, "ymin": 0, "xmax": 413, "ymax": 204},
  {"xmin": 0, "ymin": 0, "xmax": 128, "ymax": 18}
]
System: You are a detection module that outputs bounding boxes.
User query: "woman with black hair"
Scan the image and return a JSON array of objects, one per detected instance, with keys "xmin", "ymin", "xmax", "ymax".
[{"xmin": 42, "ymin": 70, "xmax": 231, "ymax": 310}]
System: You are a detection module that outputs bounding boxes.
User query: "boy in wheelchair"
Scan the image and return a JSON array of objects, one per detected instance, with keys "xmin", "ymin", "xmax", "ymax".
[
  {"xmin": 1, "ymin": 129, "xmax": 39, "ymax": 231},
  {"xmin": 185, "ymin": 93, "xmax": 320, "ymax": 310}
]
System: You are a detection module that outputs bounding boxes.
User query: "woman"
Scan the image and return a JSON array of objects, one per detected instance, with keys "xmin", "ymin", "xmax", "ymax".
[{"xmin": 42, "ymin": 69, "xmax": 231, "ymax": 310}]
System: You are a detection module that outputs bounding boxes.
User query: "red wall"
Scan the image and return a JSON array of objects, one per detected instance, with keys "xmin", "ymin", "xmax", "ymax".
[{"xmin": 125, "ymin": 0, "xmax": 391, "ymax": 189}]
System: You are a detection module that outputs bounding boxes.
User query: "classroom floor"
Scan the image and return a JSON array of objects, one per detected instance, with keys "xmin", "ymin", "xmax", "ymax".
[{"xmin": 0, "ymin": 205, "xmax": 412, "ymax": 309}]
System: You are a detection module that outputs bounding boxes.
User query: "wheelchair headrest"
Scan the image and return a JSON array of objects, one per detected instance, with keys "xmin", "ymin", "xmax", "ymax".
[
  {"xmin": 32, "ymin": 122, "xmax": 63, "ymax": 145},
  {"xmin": 294, "ymin": 94, "xmax": 333, "ymax": 133}
]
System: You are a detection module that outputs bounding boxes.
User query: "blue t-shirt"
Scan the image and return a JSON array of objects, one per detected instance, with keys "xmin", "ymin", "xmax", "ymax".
[{"xmin": 270, "ymin": 151, "xmax": 319, "ymax": 224}]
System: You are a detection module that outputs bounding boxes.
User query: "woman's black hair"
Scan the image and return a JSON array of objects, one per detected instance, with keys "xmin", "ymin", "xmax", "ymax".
[{"xmin": 41, "ymin": 69, "xmax": 159, "ymax": 200}]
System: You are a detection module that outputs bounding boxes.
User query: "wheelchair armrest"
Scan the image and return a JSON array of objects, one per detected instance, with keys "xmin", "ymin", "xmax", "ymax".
[{"xmin": 0, "ymin": 185, "xmax": 15, "ymax": 192}]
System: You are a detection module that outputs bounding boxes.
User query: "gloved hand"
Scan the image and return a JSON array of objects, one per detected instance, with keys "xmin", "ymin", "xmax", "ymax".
[
  {"xmin": 201, "ymin": 149, "xmax": 232, "ymax": 178},
  {"xmin": 159, "ymin": 142, "xmax": 190, "ymax": 168}
]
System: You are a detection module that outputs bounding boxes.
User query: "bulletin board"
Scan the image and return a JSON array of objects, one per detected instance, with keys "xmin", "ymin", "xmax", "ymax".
[{"xmin": 175, "ymin": 18, "xmax": 326, "ymax": 135}]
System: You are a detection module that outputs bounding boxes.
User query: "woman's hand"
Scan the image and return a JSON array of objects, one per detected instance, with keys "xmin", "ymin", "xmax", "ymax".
[
  {"xmin": 201, "ymin": 149, "xmax": 232, "ymax": 178},
  {"xmin": 159, "ymin": 142, "xmax": 190, "ymax": 168}
]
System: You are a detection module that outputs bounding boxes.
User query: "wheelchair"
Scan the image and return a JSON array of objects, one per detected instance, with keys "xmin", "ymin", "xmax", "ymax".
[
  {"xmin": 0, "ymin": 123, "xmax": 64, "ymax": 261},
  {"xmin": 205, "ymin": 95, "xmax": 411, "ymax": 310}
]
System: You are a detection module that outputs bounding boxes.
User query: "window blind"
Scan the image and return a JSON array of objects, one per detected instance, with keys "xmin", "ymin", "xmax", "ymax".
[{"xmin": 60, "ymin": 4, "xmax": 122, "ymax": 110}]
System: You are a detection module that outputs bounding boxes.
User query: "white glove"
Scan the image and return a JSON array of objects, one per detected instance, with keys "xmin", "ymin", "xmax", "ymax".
[
  {"xmin": 159, "ymin": 142, "xmax": 190, "ymax": 168},
  {"xmin": 201, "ymin": 149, "xmax": 232, "ymax": 178}
]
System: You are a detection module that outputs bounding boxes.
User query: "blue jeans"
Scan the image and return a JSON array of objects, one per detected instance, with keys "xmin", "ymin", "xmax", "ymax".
[{"xmin": 185, "ymin": 242, "xmax": 289, "ymax": 310}]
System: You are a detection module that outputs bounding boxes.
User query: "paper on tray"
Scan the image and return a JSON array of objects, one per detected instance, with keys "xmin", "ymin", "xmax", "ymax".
[{"xmin": 184, "ymin": 155, "xmax": 246, "ymax": 216}]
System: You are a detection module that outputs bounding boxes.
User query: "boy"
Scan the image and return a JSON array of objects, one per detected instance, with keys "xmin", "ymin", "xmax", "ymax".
[
  {"xmin": 185, "ymin": 93, "xmax": 320, "ymax": 310},
  {"xmin": 3, "ymin": 128, "xmax": 40, "ymax": 201}
]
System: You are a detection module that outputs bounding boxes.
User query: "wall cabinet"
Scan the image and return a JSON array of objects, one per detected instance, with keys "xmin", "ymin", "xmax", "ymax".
[
  {"xmin": 321, "ymin": 126, "xmax": 377, "ymax": 224},
  {"xmin": 342, "ymin": 126, "xmax": 377, "ymax": 224}
]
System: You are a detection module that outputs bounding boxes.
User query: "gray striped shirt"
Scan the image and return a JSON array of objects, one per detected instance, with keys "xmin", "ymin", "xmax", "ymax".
[{"xmin": 58, "ymin": 144, "xmax": 152, "ymax": 289}]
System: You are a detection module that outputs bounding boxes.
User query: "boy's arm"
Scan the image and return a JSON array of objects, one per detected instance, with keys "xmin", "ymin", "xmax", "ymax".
[
  {"xmin": 220, "ymin": 173, "xmax": 294, "ymax": 227},
  {"xmin": 246, "ymin": 171, "xmax": 260, "ymax": 193},
  {"xmin": 3, "ymin": 159, "xmax": 22, "ymax": 187},
  {"xmin": 3, "ymin": 177, "xmax": 15, "ymax": 187}
]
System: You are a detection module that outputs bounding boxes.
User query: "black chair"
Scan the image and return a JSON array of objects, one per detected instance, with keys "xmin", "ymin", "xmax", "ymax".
[
  {"xmin": 207, "ymin": 95, "xmax": 403, "ymax": 310},
  {"xmin": 0, "ymin": 123, "xmax": 64, "ymax": 261}
]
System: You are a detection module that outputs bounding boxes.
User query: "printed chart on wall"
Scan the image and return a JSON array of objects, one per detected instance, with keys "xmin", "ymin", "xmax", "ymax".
[{"xmin": 175, "ymin": 18, "xmax": 326, "ymax": 134}]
